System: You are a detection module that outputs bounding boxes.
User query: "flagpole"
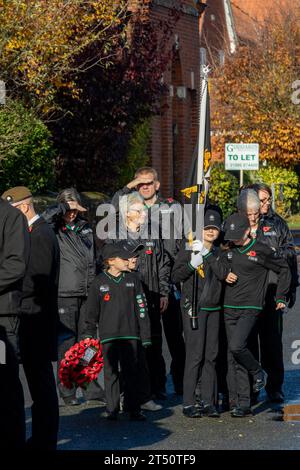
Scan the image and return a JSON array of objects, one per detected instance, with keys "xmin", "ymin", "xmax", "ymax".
[{"xmin": 190, "ymin": 62, "xmax": 210, "ymax": 331}]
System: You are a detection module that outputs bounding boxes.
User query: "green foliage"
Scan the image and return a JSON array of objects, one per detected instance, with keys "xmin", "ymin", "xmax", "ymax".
[
  {"xmin": 0, "ymin": 99, "xmax": 55, "ymax": 193},
  {"xmin": 117, "ymin": 119, "xmax": 151, "ymax": 188},
  {"xmin": 252, "ymin": 166, "xmax": 299, "ymax": 217},
  {"xmin": 208, "ymin": 164, "xmax": 239, "ymax": 218}
]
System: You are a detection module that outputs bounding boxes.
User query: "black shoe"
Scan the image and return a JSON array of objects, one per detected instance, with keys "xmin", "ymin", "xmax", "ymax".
[
  {"xmin": 106, "ymin": 411, "xmax": 118, "ymax": 421},
  {"xmin": 202, "ymin": 405, "xmax": 220, "ymax": 418},
  {"xmin": 183, "ymin": 405, "xmax": 202, "ymax": 418},
  {"xmin": 231, "ymin": 406, "xmax": 252, "ymax": 418},
  {"xmin": 130, "ymin": 411, "xmax": 146, "ymax": 421},
  {"xmin": 253, "ymin": 371, "xmax": 267, "ymax": 393},
  {"xmin": 267, "ymin": 391, "xmax": 284, "ymax": 404}
]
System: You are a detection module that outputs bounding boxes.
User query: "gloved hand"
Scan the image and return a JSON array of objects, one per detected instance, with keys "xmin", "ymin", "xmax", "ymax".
[
  {"xmin": 190, "ymin": 251, "xmax": 203, "ymax": 269},
  {"xmin": 192, "ymin": 239, "xmax": 209, "ymax": 256}
]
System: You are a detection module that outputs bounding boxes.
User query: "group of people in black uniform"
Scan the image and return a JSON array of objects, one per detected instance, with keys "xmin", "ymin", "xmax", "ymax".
[{"xmin": 0, "ymin": 166, "xmax": 298, "ymax": 450}]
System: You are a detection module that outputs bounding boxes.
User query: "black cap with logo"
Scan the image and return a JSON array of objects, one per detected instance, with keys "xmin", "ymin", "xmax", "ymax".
[{"xmin": 224, "ymin": 213, "xmax": 250, "ymax": 241}]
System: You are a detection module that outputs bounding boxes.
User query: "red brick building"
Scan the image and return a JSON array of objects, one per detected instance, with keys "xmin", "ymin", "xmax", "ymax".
[{"xmin": 134, "ymin": 0, "xmax": 204, "ymax": 198}]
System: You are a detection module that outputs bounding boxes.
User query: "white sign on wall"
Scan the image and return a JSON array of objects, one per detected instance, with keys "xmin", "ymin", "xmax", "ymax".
[{"xmin": 225, "ymin": 143, "xmax": 259, "ymax": 170}]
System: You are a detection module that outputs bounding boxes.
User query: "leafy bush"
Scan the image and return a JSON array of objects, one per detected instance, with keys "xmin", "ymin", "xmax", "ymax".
[
  {"xmin": 0, "ymin": 99, "xmax": 55, "ymax": 192},
  {"xmin": 208, "ymin": 164, "xmax": 239, "ymax": 219},
  {"xmin": 117, "ymin": 119, "xmax": 151, "ymax": 188},
  {"xmin": 252, "ymin": 166, "xmax": 299, "ymax": 217}
]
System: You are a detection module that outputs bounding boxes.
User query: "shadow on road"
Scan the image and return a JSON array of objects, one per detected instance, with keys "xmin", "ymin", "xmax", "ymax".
[{"xmin": 55, "ymin": 396, "xmax": 179, "ymax": 450}]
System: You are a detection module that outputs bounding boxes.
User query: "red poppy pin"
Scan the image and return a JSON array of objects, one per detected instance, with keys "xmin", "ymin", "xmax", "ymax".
[
  {"xmin": 248, "ymin": 251, "xmax": 256, "ymax": 257},
  {"xmin": 263, "ymin": 226, "xmax": 271, "ymax": 232},
  {"xmin": 145, "ymin": 249, "xmax": 153, "ymax": 255},
  {"xmin": 103, "ymin": 293, "xmax": 110, "ymax": 301}
]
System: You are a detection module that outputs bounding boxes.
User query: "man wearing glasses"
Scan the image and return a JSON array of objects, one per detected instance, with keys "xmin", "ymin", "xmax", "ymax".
[
  {"xmin": 112, "ymin": 167, "xmax": 185, "ymax": 398},
  {"xmin": 249, "ymin": 183, "xmax": 299, "ymax": 403}
]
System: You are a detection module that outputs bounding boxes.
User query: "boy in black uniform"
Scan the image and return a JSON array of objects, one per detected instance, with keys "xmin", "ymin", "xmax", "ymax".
[
  {"xmin": 84, "ymin": 242, "xmax": 151, "ymax": 421},
  {"xmin": 172, "ymin": 209, "xmax": 223, "ymax": 418},
  {"xmin": 221, "ymin": 213, "xmax": 291, "ymax": 417}
]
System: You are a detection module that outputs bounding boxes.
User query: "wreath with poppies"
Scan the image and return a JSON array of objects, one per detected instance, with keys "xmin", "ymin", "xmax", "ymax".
[{"xmin": 59, "ymin": 338, "xmax": 104, "ymax": 389}]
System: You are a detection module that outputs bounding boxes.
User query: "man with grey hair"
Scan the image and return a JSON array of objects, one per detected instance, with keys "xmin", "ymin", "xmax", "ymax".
[
  {"xmin": 2, "ymin": 185, "xmax": 60, "ymax": 449},
  {"xmin": 246, "ymin": 183, "xmax": 298, "ymax": 403}
]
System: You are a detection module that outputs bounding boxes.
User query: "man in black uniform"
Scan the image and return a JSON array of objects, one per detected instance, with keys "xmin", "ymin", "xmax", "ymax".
[
  {"xmin": 2, "ymin": 186, "xmax": 60, "ymax": 449},
  {"xmin": 0, "ymin": 196, "xmax": 29, "ymax": 449},
  {"xmin": 220, "ymin": 213, "xmax": 291, "ymax": 417},
  {"xmin": 249, "ymin": 183, "xmax": 299, "ymax": 402},
  {"xmin": 112, "ymin": 166, "xmax": 185, "ymax": 396},
  {"xmin": 84, "ymin": 242, "xmax": 151, "ymax": 421}
]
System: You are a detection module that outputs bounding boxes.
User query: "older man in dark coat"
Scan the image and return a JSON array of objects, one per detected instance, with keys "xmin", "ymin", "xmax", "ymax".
[
  {"xmin": 2, "ymin": 186, "xmax": 60, "ymax": 450},
  {"xmin": 0, "ymin": 196, "xmax": 29, "ymax": 449}
]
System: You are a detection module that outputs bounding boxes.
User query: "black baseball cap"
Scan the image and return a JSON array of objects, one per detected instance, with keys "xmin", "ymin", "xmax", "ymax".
[
  {"xmin": 204, "ymin": 209, "xmax": 222, "ymax": 230},
  {"xmin": 224, "ymin": 213, "xmax": 250, "ymax": 241},
  {"xmin": 118, "ymin": 239, "xmax": 144, "ymax": 256},
  {"xmin": 102, "ymin": 241, "xmax": 144, "ymax": 260}
]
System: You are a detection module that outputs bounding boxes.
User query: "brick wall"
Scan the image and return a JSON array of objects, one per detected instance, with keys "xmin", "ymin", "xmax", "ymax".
[{"xmin": 147, "ymin": 0, "xmax": 201, "ymax": 199}]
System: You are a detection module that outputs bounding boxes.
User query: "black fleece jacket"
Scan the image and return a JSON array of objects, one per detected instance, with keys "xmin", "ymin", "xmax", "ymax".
[
  {"xmin": 84, "ymin": 271, "xmax": 151, "ymax": 346},
  {"xmin": 171, "ymin": 240, "xmax": 224, "ymax": 314}
]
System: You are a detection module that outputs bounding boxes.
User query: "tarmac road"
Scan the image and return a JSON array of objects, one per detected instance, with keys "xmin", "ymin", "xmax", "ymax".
[{"xmin": 22, "ymin": 278, "xmax": 300, "ymax": 451}]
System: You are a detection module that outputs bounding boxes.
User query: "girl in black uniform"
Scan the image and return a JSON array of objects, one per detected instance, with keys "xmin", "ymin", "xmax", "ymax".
[{"xmin": 172, "ymin": 209, "xmax": 223, "ymax": 418}]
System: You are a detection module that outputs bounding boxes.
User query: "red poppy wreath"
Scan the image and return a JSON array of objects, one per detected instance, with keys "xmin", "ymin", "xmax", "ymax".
[{"xmin": 59, "ymin": 338, "xmax": 104, "ymax": 389}]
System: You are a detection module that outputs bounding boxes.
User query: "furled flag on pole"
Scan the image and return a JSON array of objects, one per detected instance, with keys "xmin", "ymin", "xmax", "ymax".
[
  {"xmin": 180, "ymin": 64, "xmax": 211, "ymax": 330},
  {"xmin": 181, "ymin": 64, "xmax": 212, "ymax": 236}
]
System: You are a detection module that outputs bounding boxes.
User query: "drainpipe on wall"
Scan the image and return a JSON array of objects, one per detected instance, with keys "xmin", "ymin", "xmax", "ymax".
[{"xmin": 223, "ymin": 0, "xmax": 238, "ymax": 54}]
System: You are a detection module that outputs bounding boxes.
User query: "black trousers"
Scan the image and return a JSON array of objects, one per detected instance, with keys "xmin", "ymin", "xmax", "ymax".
[
  {"xmin": 57, "ymin": 296, "xmax": 105, "ymax": 400},
  {"xmin": 162, "ymin": 294, "xmax": 185, "ymax": 393},
  {"xmin": 19, "ymin": 315, "xmax": 59, "ymax": 450},
  {"xmin": 224, "ymin": 308, "xmax": 262, "ymax": 408},
  {"xmin": 145, "ymin": 297, "xmax": 166, "ymax": 396},
  {"xmin": 182, "ymin": 309, "xmax": 220, "ymax": 407},
  {"xmin": 259, "ymin": 285, "xmax": 284, "ymax": 394},
  {"xmin": 216, "ymin": 310, "xmax": 229, "ymax": 396},
  {"xmin": 0, "ymin": 316, "xmax": 25, "ymax": 449},
  {"xmin": 102, "ymin": 340, "xmax": 140, "ymax": 413}
]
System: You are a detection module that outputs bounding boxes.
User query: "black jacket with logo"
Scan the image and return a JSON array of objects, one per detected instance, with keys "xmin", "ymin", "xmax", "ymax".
[
  {"xmin": 105, "ymin": 220, "xmax": 170, "ymax": 299},
  {"xmin": 218, "ymin": 238, "xmax": 291, "ymax": 310},
  {"xmin": 256, "ymin": 209, "xmax": 299, "ymax": 293},
  {"xmin": 43, "ymin": 204, "xmax": 96, "ymax": 297},
  {"xmin": 171, "ymin": 240, "xmax": 224, "ymax": 316},
  {"xmin": 0, "ymin": 199, "xmax": 29, "ymax": 315},
  {"xmin": 84, "ymin": 271, "xmax": 151, "ymax": 345}
]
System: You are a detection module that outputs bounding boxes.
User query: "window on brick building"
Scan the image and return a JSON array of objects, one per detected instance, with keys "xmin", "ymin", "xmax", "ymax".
[
  {"xmin": 219, "ymin": 50, "xmax": 225, "ymax": 66},
  {"xmin": 200, "ymin": 47, "xmax": 207, "ymax": 65}
]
